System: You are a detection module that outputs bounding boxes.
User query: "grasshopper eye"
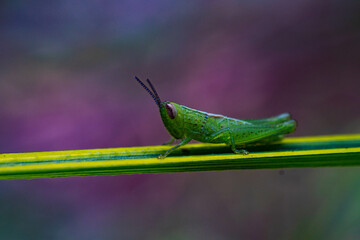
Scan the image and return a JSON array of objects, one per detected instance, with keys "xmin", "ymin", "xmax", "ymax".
[{"xmin": 165, "ymin": 103, "xmax": 177, "ymax": 119}]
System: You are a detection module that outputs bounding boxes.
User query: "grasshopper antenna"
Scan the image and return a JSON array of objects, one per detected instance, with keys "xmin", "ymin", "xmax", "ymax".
[
  {"xmin": 134, "ymin": 76, "xmax": 160, "ymax": 107},
  {"xmin": 146, "ymin": 78, "xmax": 161, "ymax": 104}
]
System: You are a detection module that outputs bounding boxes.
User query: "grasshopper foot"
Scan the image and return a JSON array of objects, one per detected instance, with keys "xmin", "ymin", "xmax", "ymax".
[
  {"xmin": 231, "ymin": 146, "xmax": 249, "ymax": 155},
  {"xmin": 157, "ymin": 154, "xmax": 167, "ymax": 159}
]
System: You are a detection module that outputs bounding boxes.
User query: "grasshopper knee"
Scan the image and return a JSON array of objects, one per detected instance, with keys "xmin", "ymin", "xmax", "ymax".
[
  {"xmin": 283, "ymin": 120, "xmax": 297, "ymax": 134},
  {"xmin": 278, "ymin": 113, "xmax": 291, "ymax": 121}
]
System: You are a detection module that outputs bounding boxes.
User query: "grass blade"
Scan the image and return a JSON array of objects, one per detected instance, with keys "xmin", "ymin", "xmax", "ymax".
[{"xmin": 0, "ymin": 134, "xmax": 359, "ymax": 180}]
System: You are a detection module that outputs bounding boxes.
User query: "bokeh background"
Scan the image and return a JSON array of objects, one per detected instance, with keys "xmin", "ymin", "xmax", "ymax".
[{"xmin": 1, "ymin": 0, "xmax": 360, "ymax": 239}]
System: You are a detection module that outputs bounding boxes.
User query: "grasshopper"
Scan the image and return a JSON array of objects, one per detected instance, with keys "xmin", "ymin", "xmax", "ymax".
[{"xmin": 135, "ymin": 76, "xmax": 297, "ymax": 159}]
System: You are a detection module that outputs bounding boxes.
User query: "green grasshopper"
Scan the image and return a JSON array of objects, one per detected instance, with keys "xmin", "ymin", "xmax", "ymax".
[{"xmin": 135, "ymin": 76, "xmax": 297, "ymax": 159}]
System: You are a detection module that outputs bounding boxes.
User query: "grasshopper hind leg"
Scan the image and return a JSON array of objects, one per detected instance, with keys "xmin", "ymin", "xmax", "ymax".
[
  {"xmin": 231, "ymin": 135, "xmax": 282, "ymax": 155},
  {"xmin": 256, "ymin": 135, "xmax": 283, "ymax": 144},
  {"xmin": 228, "ymin": 120, "xmax": 296, "ymax": 155}
]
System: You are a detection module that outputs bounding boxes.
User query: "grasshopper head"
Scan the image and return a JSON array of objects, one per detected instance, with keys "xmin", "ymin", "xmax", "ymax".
[
  {"xmin": 135, "ymin": 77, "xmax": 185, "ymax": 139},
  {"xmin": 159, "ymin": 101, "xmax": 184, "ymax": 139}
]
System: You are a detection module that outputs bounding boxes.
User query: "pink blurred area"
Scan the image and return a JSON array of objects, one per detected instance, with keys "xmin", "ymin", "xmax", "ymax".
[{"xmin": 0, "ymin": 0, "xmax": 359, "ymax": 239}]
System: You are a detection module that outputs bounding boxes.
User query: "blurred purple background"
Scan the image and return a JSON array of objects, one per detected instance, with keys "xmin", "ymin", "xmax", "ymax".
[{"xmin": 0, "ymin": 0, "xmax": 360, "ymax": 239}]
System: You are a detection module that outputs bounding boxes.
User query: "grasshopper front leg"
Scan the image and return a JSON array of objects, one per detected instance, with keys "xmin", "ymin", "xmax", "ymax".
[{"xmin": 158, "ymin": 137, "xmax": 192, "ymax": 159}]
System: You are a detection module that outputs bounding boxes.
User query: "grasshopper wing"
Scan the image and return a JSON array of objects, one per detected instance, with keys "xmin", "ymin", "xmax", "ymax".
[{"xmin": 243, "ymin": 113, "xmax": 291, "ymax": 125}]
